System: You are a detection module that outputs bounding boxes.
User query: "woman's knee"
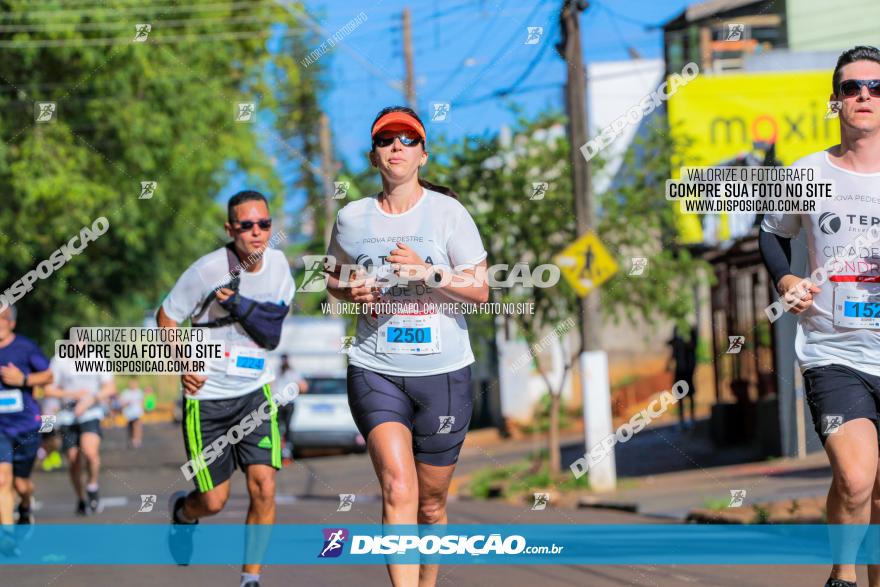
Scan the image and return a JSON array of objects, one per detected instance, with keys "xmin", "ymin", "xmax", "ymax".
[
  {"xmin": 417, "ymin": 495, "xmax": 447, "ymax": 524},
  {"xmin": 381, "ymin": 472, "xmax": 416, "ymax": 508},
  {"xmin": 834, "ymin": 469, "xmax": 875, "ymax": 507}
]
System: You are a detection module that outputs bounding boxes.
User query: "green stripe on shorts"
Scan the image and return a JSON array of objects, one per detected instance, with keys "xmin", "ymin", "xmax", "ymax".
[
  {"xmin": 262, "ymin": 384, "xmax": 281, "ymax": 468},
  {"xmin": 186, "ymin": 398, "xmax": 213, "ymax": 492}
]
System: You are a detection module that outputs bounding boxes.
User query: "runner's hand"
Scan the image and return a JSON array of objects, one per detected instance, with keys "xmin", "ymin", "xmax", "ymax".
[
  {"xmin": 387, "ymin": 242, "xmax": 428, "ymax": 281},
  {"xmin": 215, "ymin": 287, "xmax": 235, "ymax": 302},
  {"xmin": 777, "ymin": 275, "xmax": 820, "ymax": 314},
  {"xmin": 349, "ymin": 269, "xmax": 381, "ymax": 304},
  {"xmin": 181, "ymin": 373, "xmax": 208, "ymax": 395},
  {"xmin": 0, "ymin": 363, "xmax": 25, "ymax": 386},
  {"xmin": 74, "ymin": 395, "xmax": 95, "ymax": 418}
]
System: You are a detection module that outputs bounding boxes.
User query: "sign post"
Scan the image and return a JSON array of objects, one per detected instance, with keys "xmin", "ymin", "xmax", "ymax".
[{"xmin": 554, "ymin": 231, "xmax": 618, "ymax": 492}]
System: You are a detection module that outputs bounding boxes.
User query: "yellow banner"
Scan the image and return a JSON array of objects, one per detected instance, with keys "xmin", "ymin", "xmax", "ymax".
[{"xmin": 668, "ymin": 70, "xmax": 841, "ymax": 244}]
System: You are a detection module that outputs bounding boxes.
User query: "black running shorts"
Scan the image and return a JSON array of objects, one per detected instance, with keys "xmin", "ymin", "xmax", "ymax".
[
  {"xmin": 182, "ymin": 384, "xmax": 282, "ymax": 493},
  {"xmin": 60, "ymin": 418, "xmax": 102, "ymax": 452},
  {"xmin": 803, "ymin": 363, "xmax": 880, "ymax": 446},
  {"xmin": 346, "ymin": 364, "xmax": 473, "ymax": 466}
]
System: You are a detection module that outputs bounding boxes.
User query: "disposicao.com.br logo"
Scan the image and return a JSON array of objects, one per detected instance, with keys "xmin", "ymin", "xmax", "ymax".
[{"xmin": 317, "ymin": 528, "xmax": 563, "ymax": 558}]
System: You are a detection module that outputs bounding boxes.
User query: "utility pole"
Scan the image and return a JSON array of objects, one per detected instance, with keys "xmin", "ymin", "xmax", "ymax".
[
  {"xmin": 402, "ymin": 7, "xmax": 416, "ymax": 109},
  {"xmin": 319, "ymin": 112, "xmax": 340, "ymax": 316},
  {"xmin": 561, "ymin": 0, "xmax": 599, "ymax": 353},
  {"xmin": 559, "ymin": 0, "xmax": 616, "ymax": 492},
  {"xmin": 319, "ymin": 112, "xmax": 335, "ymax": 250}
]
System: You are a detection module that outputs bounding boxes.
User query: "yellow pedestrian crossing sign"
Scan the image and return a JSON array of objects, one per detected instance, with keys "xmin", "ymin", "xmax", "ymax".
[{"xmin": 553, "ymin": 231, "xmax": 618, "ymax": 297}]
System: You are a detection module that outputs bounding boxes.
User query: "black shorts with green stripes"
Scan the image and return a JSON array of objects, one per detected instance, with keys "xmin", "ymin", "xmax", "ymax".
[{"xmin": 182, "ymin": 384, "xmax": 282, "ymax": 493}]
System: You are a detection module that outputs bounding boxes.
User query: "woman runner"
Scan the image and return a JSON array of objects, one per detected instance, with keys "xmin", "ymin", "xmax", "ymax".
[{"xmin": 325, "ymin": 105, "xmax": 489, "ymax": 587}]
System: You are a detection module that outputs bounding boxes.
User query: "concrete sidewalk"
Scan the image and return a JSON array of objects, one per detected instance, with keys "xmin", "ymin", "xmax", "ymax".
[
  {"xmin": 564, "ymin": 418, "xmax": 833, "ymax": 519},
  {"xmin": 455, "ymin": 418, "xmax": 833, "ymax": 520},
  {"xmin": 582, "ymin": 448, "xmax": 831, "ymax": 519}
]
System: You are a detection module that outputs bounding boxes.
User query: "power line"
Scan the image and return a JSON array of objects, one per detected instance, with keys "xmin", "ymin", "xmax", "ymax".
[
  {"xmin": 454, "ymin": 81, "xmax": 564, "ymax": 108},
  {"xmin": 591, "ymin": 0, "xmax": 666, "ymax": 30},
  {"xmin": 272, "ymin": 0, "xmax": 401, "ymax": 96},
  {"xmin": 0, "ymin": 1, "xmax": 264, "ymax": 20},
  {"xmin": 42, "ymin": 0, "xmax": 179, "ymax": 5},
  {"xmin": 0, "ymin": 14, "xmax": 290, "ymax": 33},
  {"xmin": 495, "ymin": 19, "xmax": 560, "ymax": 99},
  {"xmin": 593, "ymin": 0, "xmax": 659, "ymax": 72},
  {"xmin": 456, "ymin": 23, "xmax": 559, "ymax": 106},
  {"xmin": 453, "ymin": 0, "xmax": 552, "ymax": 104},
  {"xmin": 411, "ymin": 0, "xmax": 482, "ymax": 26},
  {"xmin": 0, "ymin": 28, "xmax": 296, "ymax": 48},
  {"xmin": 427, "ymin": 0, "xmax": 509, "ymax": 96}
]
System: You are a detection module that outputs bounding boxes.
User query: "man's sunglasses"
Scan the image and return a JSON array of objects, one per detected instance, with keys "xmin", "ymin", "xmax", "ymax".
[
  {"xmin": 372, "ymin": 133, "xmax": 423, "ymax": 148},
  {"xmin": 232, "ymin": 218, "xmax": 272, "ymax": 231},
  {"xmin": 838, "ymin": 79, "xmax": 880, "ymax": 98}
]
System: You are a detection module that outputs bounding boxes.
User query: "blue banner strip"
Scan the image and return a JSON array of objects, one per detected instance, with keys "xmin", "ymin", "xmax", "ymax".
[{"xmin": 2, "ymin": 524, "xmax": 880, "ymax": 565}]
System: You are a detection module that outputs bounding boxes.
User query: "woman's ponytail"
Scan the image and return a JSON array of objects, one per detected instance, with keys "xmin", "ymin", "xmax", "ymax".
[{"xmin": 418, "ymin": 178, "xmax": 459, "ymax": 199}]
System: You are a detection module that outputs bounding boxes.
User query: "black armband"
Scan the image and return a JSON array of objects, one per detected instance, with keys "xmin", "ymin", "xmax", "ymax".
[{"xmin": 758, "ymin": 229, "xmax": 793, "ymax": 290}]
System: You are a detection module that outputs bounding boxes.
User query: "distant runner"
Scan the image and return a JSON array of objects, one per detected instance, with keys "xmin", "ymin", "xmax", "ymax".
[{"xmin": 0, "ymin": 305, "xmax": 53, "ymax": 542}]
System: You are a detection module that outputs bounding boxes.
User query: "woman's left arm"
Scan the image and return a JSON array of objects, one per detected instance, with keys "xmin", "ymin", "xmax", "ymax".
[
  {"xmin": 388, "ymin": 242, "xmax": 489, "ymax": 304},
  {"xmin": 424, "ymin": 260, "xmax": 489, "ymax": 304}
]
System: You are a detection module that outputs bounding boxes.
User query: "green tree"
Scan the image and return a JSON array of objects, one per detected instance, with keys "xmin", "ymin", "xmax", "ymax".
[
  {"xmin": 431, "ymin": 109, "xmax": 709, "ymax": 476},
  {"xmin": 0, "ymin": 0, "xmax": 320, "ymax": 345},
  {"xmin": 597, "ymin": 119, "xmax": 708, "ymax": 334}
]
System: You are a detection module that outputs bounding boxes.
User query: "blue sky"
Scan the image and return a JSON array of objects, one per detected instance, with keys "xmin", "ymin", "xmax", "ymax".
[
  {"xmin": 225, "ymin": 1, "xmax": 694, "ymax": 217},
  {"xmin": 307, "ymin": 0, "xmax": 692, "ymax": 169}
]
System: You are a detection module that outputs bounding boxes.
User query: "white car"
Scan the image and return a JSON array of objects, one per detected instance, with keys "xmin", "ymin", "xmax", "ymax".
[{"xmin": 289, "ymin": 375, "xmax": 366, "ymax": 455}]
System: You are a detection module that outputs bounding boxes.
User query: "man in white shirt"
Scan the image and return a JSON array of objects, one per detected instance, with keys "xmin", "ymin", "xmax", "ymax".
[
  {"xmin": 44, "ymin": 336, "xmax": 115, "ymax": 517},
  {"xmin": 158, "ymin": 190, "xmax": 295, "ymax": 587},
  {"xmin": 760, "ymin": 46, "xmax": 880, "ymax": 587}
]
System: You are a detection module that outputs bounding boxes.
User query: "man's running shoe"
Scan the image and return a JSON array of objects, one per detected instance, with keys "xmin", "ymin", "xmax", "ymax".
[
  {"xmin": 168, "ymin": 491, "xmax": 197, "ymax": 566},
  {"xmin": 825, "ymin": 579, "xmax": 857, "ymax": 587},
  {"xmin": 0, "ymin": 531, "xmax": 20, "ymax": 558},
  {"xmin": 75, "ymin": 499, "xmax": 87, "ymax": 516},
  {"xmin": 16, "ymin": 505, "xmax": 32, "ymax": 524},
  {"xmin": 87, "ymin": 488, "xmax": 102, "ymax": 514}
]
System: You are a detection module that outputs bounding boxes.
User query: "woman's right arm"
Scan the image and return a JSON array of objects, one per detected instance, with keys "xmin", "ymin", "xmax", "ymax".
[
  {"xmin": 326, "ymin": 267, "xmax": 354, "ymax": 303},
  {"xmin": 325, "ymin": 266, "xmax": 381, "ymax": 305}
]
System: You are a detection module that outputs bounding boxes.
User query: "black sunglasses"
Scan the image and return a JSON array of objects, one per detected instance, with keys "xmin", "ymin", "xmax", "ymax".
[
  {"xmin": 233, "ymin": 218, "xmax": 272, "ymax": 232},
  {"xmin": 839, "ymin": 79, "xmax": 880, "ymax": 98},
  {"xmin": 372, "ymin": 133, "xmax": 423, "ymax": 148}
]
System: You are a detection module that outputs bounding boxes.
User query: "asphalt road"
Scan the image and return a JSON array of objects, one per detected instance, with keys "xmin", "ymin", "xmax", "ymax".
[{"xmin": 0, "ymin": 422, "xmax": 863, "ymax": 587}]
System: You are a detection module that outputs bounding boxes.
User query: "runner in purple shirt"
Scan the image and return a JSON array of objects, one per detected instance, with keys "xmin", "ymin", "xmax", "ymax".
[{"xmin": 0, "ymin": 305, "xmax": 53, "ymax": 536}]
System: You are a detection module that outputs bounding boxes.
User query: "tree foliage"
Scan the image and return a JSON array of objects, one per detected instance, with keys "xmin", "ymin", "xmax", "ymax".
[
  {"xmin": 0, "ymin": 0, "xmax": 319, "ymax": 345},
  {"xmin": 427, "ymin": 108, "xmax": 709, "ymax": 473}
]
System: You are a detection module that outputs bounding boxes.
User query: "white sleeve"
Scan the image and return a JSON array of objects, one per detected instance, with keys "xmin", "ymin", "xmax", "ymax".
[
  {"xmin": 447, "ymin": 205, "xmax": 488, "ymax": 269},
  {"xmin": 278, "ymin": 256, "xmax": 296, "ymax": 306},
  {"xmin": 326, "ymin": 211, "xmax": 354, "ymax": 268},
  {"xmin": 760, "ymin": 212, "xmax": 802, "ymax": 238},
  {"xmin": 49, "ymin": 357, "xmax": 68, "ymax": 389},
  {"xmin": 161, "ymin": 263, "xmax": 210, "ymax": 323}
]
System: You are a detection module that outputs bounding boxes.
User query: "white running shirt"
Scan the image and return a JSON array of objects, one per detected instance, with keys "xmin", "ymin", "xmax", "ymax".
[
  {"xmin": 161, "ymin": 246, "xmax": 295, "ymax": 400},
  {"xmin": 119, "ymin": 387, "xmax": 144, "ymax": 421},
  {"xmin": 51, "ymin": 356, "xmax": 113, "ymax": 425},
  {"xmin": 762, "ymin": 149, "xmax": 880, "ymax": 375},
  {"xmin": 327, "ymin": 188, "xmax": 487, "ymax": 376}
]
